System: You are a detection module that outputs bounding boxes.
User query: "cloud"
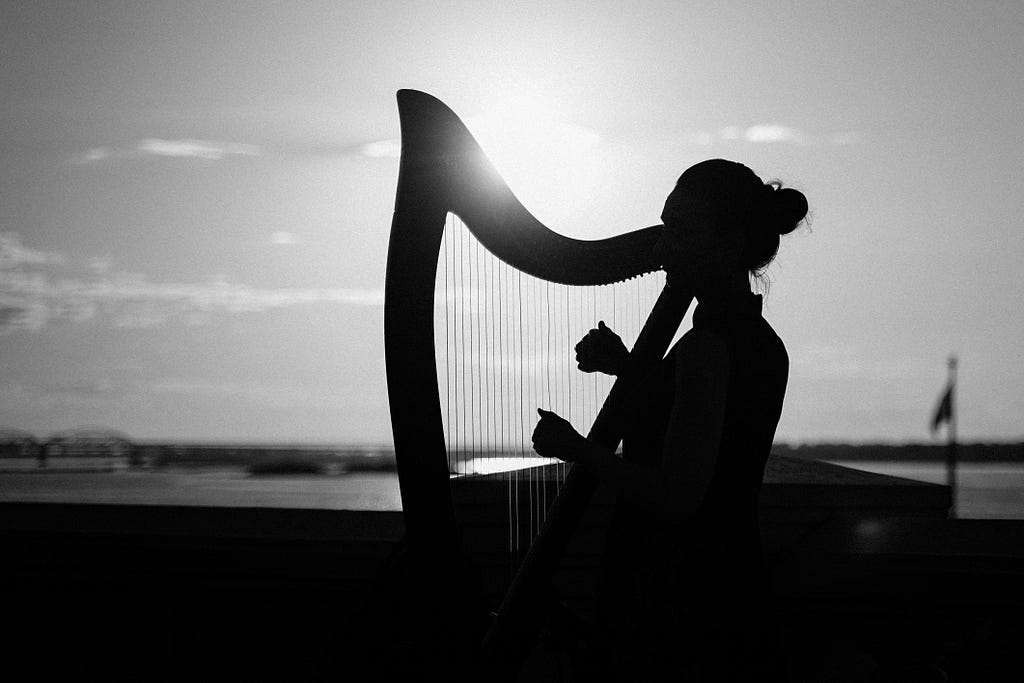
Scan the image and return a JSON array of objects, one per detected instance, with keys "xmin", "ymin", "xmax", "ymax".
[
  {"xmin": 72, "ymin": 139, "xmax": 262, "ymax": 164},
  {"xmin": 137, "ymin": 138, "xmax": 261, "ymax": 160},
  {"xmin": 360, "ymin": 139, "xmax": 401, "ymax": 158},
  {"xmin": 720, "ymin": 125, "xmax": 806, "ymax": 145},
  {"xmin": 72, "ymin": 147, "xmax": 113, "ymax": 164},
  {"xmin": 0, "ymin": 232, "xmax": 65, "ymax": 267},
  {"xmin": 357, "ymin": 120, "xmax": 861, "ymax": 156},
  {"xmin": 0, "ymin": 303, "xmax": 48, "ymax": 332},
  {"xmin": 270, "ymin": 231, "xmax": 300, "ymax": 245},
  {"xmin": 743, "ymin": 124, "xmax": 810, "ymax": 145},
  {"xmin": 0, "ymin": 232, "xmax": 383, "ymax": 334},
  {"xmin": 87, "ymin": 256, "xmax": 114, "ymax": 274},
  {"xmin": 672, "ymin": 125, "xmax": 859, "ymax": 148}
]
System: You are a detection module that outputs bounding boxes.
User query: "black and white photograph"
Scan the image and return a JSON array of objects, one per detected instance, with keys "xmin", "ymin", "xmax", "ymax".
[{"xmin": 2, "ymin": 2, "xmax": 1022, "ymax": 680}]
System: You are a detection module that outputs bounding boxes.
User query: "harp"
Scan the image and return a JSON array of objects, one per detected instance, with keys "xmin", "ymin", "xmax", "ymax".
[{"xmin": 384, "ymin": 89, "xmax": 693, "ymax": 679}]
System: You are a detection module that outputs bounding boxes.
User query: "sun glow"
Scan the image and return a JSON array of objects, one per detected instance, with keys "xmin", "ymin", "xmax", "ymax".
[{"xmin": 465, "ymin": 92, "xmax": 603, "ymax": 228}]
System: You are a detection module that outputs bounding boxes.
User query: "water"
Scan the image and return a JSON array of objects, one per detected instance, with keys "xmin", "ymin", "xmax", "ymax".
[
  {"xmin": 0, "ymin": 468, "xmax": 403, "ymax": 511},
  {"xmin": 826, "ymin": 460, "xmax": 1024, "ymax": 519},
  {"xmin": 1, "ymin": 460, "xmax": 1021, "ymax": 519}
]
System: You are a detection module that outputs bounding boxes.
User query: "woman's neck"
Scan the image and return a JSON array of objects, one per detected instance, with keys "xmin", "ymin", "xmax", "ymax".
[
  {"xmin": 727, "ymin": 268, "xmax": 752, "ymax": 293},
  {"xmin": 694, "ymin": 269, "xmax": 751, "ymax": 301}
]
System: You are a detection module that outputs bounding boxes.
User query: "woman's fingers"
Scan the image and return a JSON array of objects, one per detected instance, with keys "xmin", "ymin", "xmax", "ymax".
[
  {"xmin": 533, "ymin": 410, "xmax": 567, "ymax": 459},
  {"xmin": 532, "ymin": 412, "xmax": 553, "ymax": 453},
  {"xmin": 576, "ymin": 324, "xmax": 624, "ymax": 375}
]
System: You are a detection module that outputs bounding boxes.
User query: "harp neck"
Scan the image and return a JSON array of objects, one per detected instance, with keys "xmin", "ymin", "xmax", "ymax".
[{"xmin": 393, "ymin": 89, "xmax": 664, "ymax": 285}]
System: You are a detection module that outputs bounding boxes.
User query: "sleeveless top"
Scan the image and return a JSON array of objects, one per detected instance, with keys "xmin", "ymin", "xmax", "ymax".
[{"xmin": 597, "ymin": 290, "xmax": 789, "ymax": 639}]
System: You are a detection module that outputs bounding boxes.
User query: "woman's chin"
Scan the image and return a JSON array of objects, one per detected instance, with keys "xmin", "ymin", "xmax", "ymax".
[{"xmin": 663, "ymin": 268, "xmax": 692, "ymax": 291}]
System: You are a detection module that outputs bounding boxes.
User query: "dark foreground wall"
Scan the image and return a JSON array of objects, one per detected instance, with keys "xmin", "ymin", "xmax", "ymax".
[
  {"xmin": 2, "ymin": 457, "xmax": 1023, "ymax": 681},
  {"xmin": 0, "ymin": 504, "xmax": 404, "ymax": 682}
]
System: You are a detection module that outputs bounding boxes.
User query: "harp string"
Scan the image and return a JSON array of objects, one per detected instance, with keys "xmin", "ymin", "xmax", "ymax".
[{"xmin": 434, "ymin": 215, "xmax": 665, "ymax": 569}]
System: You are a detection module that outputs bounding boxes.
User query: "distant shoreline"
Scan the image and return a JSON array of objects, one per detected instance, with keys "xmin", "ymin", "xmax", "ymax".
[
  {"xmin": 774, "ymin": 442, "xmax": 1024, "ymax": 464},
  {"xmin": 3, "ymin": 441, "xmax": 1023, "ymax": 469}
]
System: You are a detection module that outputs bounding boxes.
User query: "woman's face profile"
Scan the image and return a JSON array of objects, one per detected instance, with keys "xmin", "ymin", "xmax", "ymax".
[{"xmin": 657, "ymin": 196, "xmax": 745, "ymax": 289}]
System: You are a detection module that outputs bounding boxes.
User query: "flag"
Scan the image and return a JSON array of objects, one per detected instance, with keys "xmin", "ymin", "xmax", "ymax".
[{"xmin": 930, "ymin": 384, "xmax": 953, "ymax": 433}]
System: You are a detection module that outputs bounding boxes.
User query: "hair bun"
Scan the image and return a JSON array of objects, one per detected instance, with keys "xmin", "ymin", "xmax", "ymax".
[{"xmin": 767, "ymin": 186, "xmax": 808, "ymax": 236}]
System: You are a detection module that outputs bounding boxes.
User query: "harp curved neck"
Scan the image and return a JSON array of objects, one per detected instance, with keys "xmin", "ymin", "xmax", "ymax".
[
  {"xmin": 393, "ymin": 89, "xmax": 663, "ymax": 285},
  {"xmin": 385, "ymin": 90, "xmax": 669, "ymax": 557}
]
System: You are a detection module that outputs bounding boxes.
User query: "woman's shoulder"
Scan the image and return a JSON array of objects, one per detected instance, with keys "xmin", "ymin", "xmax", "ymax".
[
  {"xmin": 676, "ymin": 325, "xmax": 729, "ymax": 352},
  {"xmin": 673, "ymin": 327, "xmax": 731, "ymax": 379},
  {"xmin": 673, "ymin": 317, "xmax": 788, "ymax": 379},
  {"xmin": 758, "ymin": 317, "xmax": 790, "ymax": 368}
]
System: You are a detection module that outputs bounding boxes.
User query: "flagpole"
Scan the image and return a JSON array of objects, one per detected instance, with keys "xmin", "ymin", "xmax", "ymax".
[{"xmin": 946, "ymin": 355, "xmax": 958, "ymax": 519}]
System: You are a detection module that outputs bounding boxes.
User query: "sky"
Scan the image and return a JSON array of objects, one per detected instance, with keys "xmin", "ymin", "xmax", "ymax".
[{"xmin": 1, "ymin": 1, "xmax": 1022, "ymax": 445}]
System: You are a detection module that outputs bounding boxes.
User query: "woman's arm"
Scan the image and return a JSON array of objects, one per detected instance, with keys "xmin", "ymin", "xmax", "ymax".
[
  {"xmin": 657, "ymin": 330, "xmax": 730, "ymax": 521},
  {"xmin": 535, "ymin": 330, "xmax": 730, "ymax": 521}
]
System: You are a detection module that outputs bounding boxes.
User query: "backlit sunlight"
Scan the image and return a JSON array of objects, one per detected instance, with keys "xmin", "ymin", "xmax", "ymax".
[{"xmin": 465, "ymin": 91, "xmax": 603, "ymax": 225}]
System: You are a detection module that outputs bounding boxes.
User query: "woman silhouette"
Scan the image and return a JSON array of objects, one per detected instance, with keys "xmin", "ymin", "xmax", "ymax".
[{"xmin": 532, "ymin": 159, "xmax": 807, "ymax": 680}]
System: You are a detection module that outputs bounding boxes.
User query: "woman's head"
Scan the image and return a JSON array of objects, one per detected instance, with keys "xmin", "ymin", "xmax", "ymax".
[{"xmin": 656, "ymin": 159, "xmax": 808, "ymax": 290}]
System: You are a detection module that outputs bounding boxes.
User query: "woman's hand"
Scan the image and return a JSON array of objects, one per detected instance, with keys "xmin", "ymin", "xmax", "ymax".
[
  {"xmin": 532, "ymin": 409, "xmax": 587, "ymax": 462},
  {"xmin": 574, "ymin": 321, "xmax": 629, "ymax": 376}
]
